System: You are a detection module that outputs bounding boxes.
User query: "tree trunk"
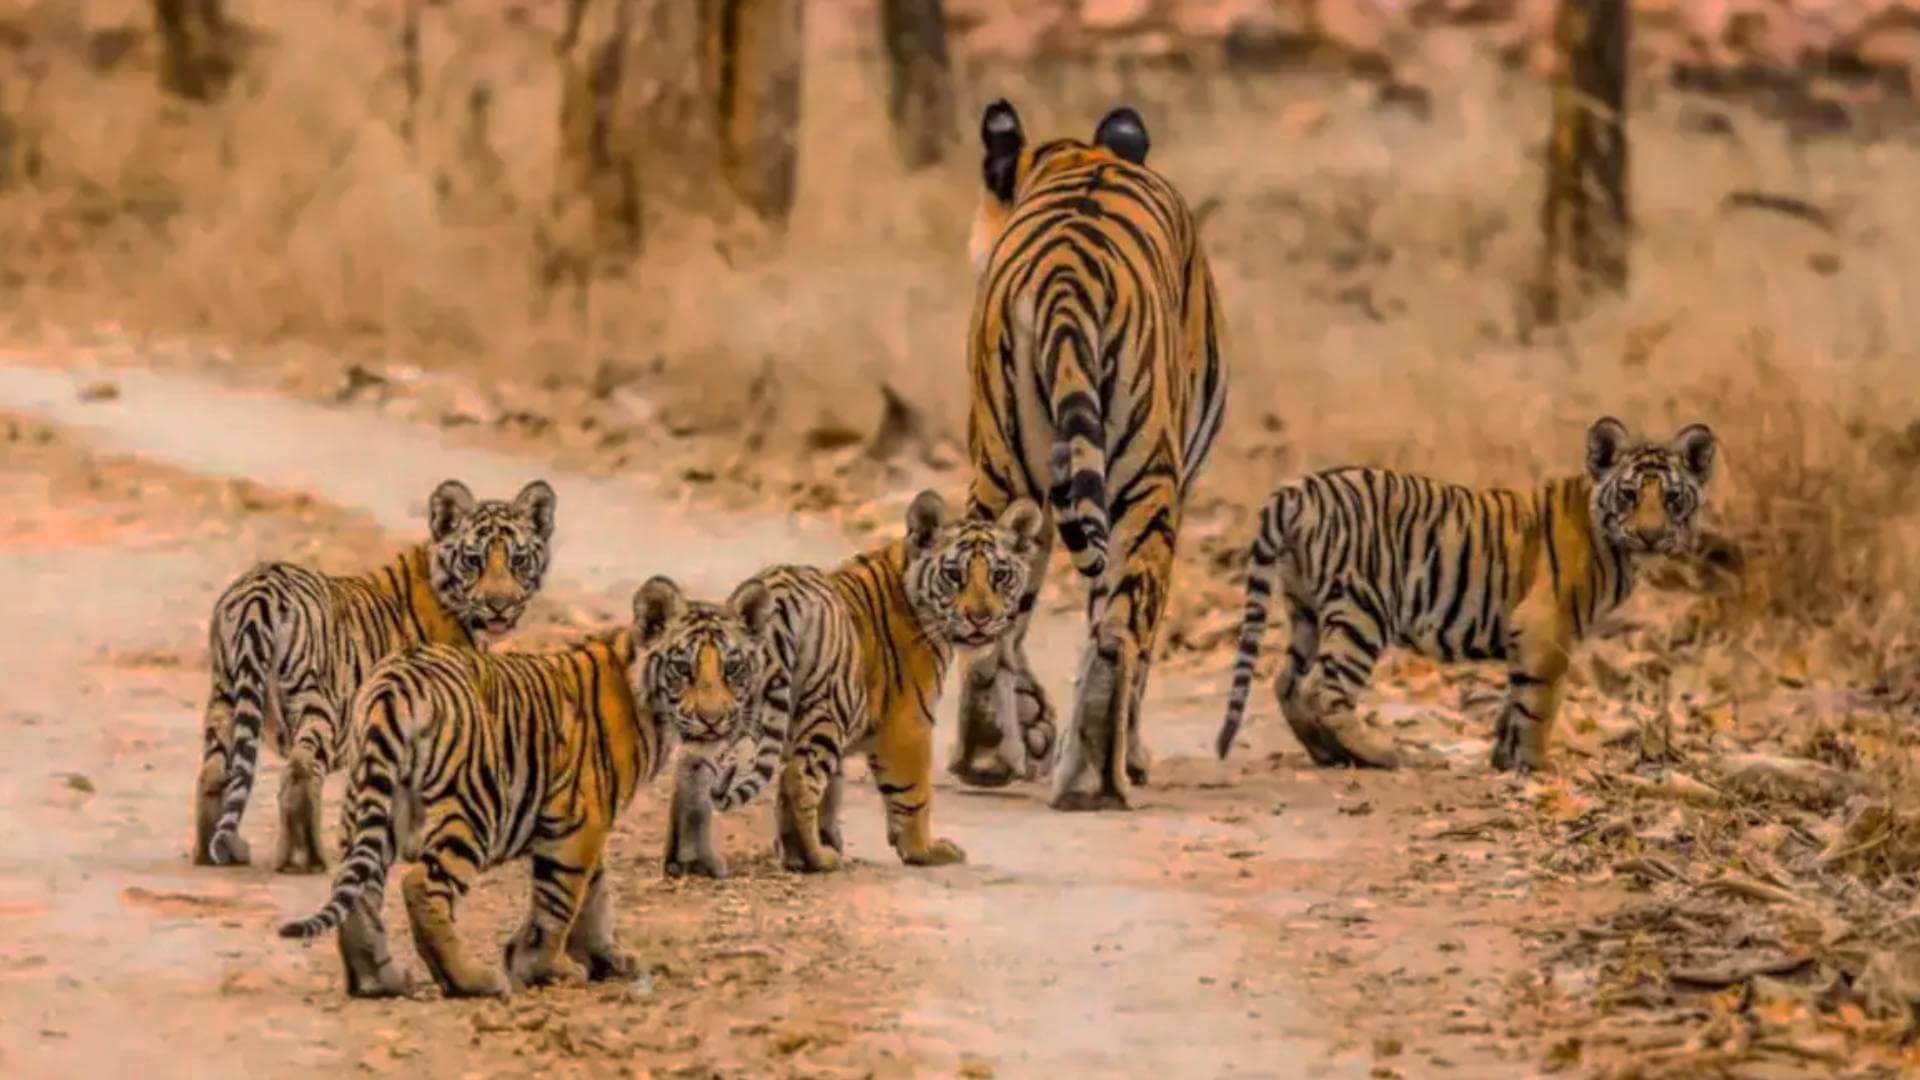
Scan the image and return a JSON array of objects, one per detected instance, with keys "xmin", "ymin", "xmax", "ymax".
[
  {"xmin": 541, "ymin": 0, "xmax": 804, "ymax": 310},
  {"xmin": 705, "ymin": 0, "xmax": 806, "ymax": 224},
  {"xmin": 152, "ymin": 0, "xmax": 236, "ymax": 102},
  {"xmin": 1531, "ymin": 0, "xmax": 1630, "ymax": 327},
  {"xmin": 880, "ymin": 0, "xmax": 953, "ymax": 171}
]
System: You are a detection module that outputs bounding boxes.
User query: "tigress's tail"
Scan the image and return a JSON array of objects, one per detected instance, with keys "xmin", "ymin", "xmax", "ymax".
[
  {"xmin": 1216, "ymin": 491, "xmax": 1292, "ymax": 760},
  {"xmin": 278, "ymin": 680, "xmax": 411, "ymax": 939},
  {"xmin": 1026, "ymin": 289, "xmax": 1110, "ymax": 586},
  {"xmin": 711, "ymin": 679, "xmax": 791, "ymax": 811},
  {"xmin": 207, "ymin": 587, "xmax": 275, "ymax": 865}
]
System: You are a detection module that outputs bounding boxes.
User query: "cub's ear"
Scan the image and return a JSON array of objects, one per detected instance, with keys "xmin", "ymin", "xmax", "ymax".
[
  {"xmin": 513, "ymin": 479, "xmax": 558, "ymax": 540},
  {"xmin": 633, "ymin": 576, "xmax": 685, "ymax": 648},
  {"xmin": 906, "ymin": 489, "xmax": 949, "ymax": 552},
  {"xmin": 428, "ymin": 479, "xmax": 477, "ymax": 541},
  {"xmin": 1093, "ymin": 106, "xmax": 1149, "ymax": 165},
  {"xmin": 728, "ymin": 579, "xmax": 775, "ymax": 639},
  {"xmin": 1585, "ymin": 417, "xmax": 1632, "ymax": 481},
  {"xmin": 1671, "ymin": 423, "xmax": 1717, "ymax": 484},
  {"xmin": 982, "ymin": 98, "xmax": 1025, "ymax": 205},
  {"xmin": 998, "ymin": 498, "xmax": 1045, "ymax": 549}
]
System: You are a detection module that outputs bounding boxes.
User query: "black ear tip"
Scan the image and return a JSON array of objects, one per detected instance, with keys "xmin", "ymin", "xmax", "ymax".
[
  {"xmin": 982, "ymin": 99, "xmax": 1021, "ymax": 136},
  {"xmin": 1094, "ymin": 106, "xmax": 1150, "ymax": 162}
]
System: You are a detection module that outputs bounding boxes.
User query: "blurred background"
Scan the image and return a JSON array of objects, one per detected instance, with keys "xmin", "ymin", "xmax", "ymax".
[{"xmin": 3, "ymin": 0, "xmax": 1919, "ymax": 678}]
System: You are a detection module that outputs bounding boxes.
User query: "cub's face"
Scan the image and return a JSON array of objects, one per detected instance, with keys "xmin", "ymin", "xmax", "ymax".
[
  {"xmin": 427, "ymin": 479, "xmax": 557, "ymax": 639},
  {"xmin": 901, "ymin": 491, "xmax": 1045, "ymax": 651},
  {"xmin": 633, "ymin": 577, "xmax": 775, "ymax": 746},
  {"xmin": 1585, "ymin": 417, "xmax": 1718, "ymax": 557}
]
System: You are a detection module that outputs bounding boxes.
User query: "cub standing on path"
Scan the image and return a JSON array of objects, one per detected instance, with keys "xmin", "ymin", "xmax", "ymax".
[
  {"xmin": 951, "ymin": 99, "xmax": 1229, "ymax": 812},
  {"xmin": 196, "ymin": 478, "xmax": 556, "ymax": 873},
  {"xmin": 1214, "ymin": 417, "xmax": 1720, "ymax": 773},
  {"xmin": 661, "ymin": 490, "xmax": 1043, "ymax": 878},
  {"xmin": 278, "ymin": 577, "xmax": 762, "ymax": 999}
]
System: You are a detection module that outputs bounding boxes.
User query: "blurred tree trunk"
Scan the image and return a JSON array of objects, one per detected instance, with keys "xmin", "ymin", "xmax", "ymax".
[
  {"xmin": 880, "ymin": 0, "xmax": 953, "ymax": 170},
  {"xmin": 398, "ymin": 0, "xmax": 423, "ymax": 147},
  {"xmin": 542, "ymin": 0, "xmax": 804, "ymax": 309},
  {"xmin": 706, "ymin": 0, "xmax": 806, "ymax": 223},
  {"xmin": 152, "ymin": 0, "xmax": 236, "ymax": 102},
  {"xmin": 1531, "ymin": 0, "xmax": 1630, "ymax": 327}
]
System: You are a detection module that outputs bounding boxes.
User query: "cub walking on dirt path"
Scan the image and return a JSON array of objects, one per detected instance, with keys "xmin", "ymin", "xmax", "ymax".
[
  {"xmin": 951, "ymin": 98, "xmax": 1229, "ymax": 812},
  {"xmin": 278, "ymin": 577, "xmax": 765, "ymax": 998},
  {"xmin": 1215, "ymin": 417, "xmax": 1721, "ymax": 773},
  {"xmin": 195, "ymin": 478, "xmax": 556, "ymax": 873},
  {"xmin": 661, "ymin": 489, "xmax": 1043, "ymax": 878}
]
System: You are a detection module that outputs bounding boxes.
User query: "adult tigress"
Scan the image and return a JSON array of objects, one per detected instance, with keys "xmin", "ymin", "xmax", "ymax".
[
  {"xmin": 195, "ymin": 479, "xmax": 556, "ymax": 872},
  {"xmin": 952, "ymin": 99, "xmax": 1228, "ymax": 811}
]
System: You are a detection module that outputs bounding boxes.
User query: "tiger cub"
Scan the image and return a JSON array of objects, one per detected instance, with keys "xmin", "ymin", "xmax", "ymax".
[
  {"xmin": 1215, "ymin": 417, "xmax": 1719, "ymax": 773},
  {"xmin": 662, "ymin": 489, "xmax": 1044, "ymax": 877},
  {"xmin": 196, "ymin": 478, "xmax": 556, "ymax": 873},
  {"xmin": 277, "ymin": 577, "xmax": 768, "ymax": 999}
]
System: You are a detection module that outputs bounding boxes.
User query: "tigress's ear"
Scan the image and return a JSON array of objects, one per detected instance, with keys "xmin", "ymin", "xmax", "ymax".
[
  {"xmin": 513, "ymin": 479, "xmax": 558, "ymax": 540},
  {"xmin": 1585, "ymin": 417, "xmax": 1631, "ymax": 481},
  {"xmin": 906, "ymin": 489, "xmax": 948, "ymax": 552},
  {"xmin": 728, "ymin": 579, "xmax": 775, "ymax": 639},
  {"xmin": 1671, "ymin": 423, "xmax": 1717, "ymax": 484},
  {"xmin": 997, "ymin": 498, "xmax": 1045, "ymax": 549},
  {"xmin": 633, "ymin": 576, "xmax": 685, "ymax": 648},
  {"xmin": 1093, "ymin": 106, "xmax": 1149, "ymax": 165},
  {"xmin": 428, "ymin": 479, "xmax": 477, "ymax": 540},
  {"xmin": 982, "ymin": 99, "xmax": 1025, "ymax": 205}
]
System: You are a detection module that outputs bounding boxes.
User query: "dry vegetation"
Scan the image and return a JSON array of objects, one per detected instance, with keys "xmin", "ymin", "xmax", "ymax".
[{"xmin": 7, "ymin": 1, "xmax": 1920, "ymax": 1074}]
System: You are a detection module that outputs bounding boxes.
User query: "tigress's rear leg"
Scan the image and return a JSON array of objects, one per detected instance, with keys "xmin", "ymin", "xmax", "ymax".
[
  {"xmin": 339, "ymin": 893, "xmax": 412, "ymax": 999},
  {"xmin": 193, "ymin": 696, "xmax": 236, "ymax": 866},
  {"xmin": 818, "ymin": 771, "xmax": 845, "ymax": 856},
  {"xmin": 567, "ymin": 867, "xmax": 639, "ymax": 982},
  {"xmin": 953, "ymin": 526, "xmax": 1055, "ymax": 787},
  {"xmin": 1051, "ymin": 633, "xmax": 1136, "ymax": 811},
  {"xmin": 1051, "ymin": 469, "xmax": 1183, "ymax": 812},
  {"xmin": 274, "ymin": 690, "xmax": 336, "ymax": 875},
  {"xmin": 1293, "ymin": 599, "xmax": 1400, "ymax": 770},
  {"xmin": 402, "ymin": 845, "xmax": 507, "ymax": 998},
  {"xmin": 503, "ymin": 849, "xmax": 594, "ymax": 991}
]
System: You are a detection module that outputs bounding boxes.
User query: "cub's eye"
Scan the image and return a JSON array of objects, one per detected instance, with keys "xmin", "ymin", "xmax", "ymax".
[
  {"xmin": 941, "ymin": 561, "xmax": 964, "ymax": 586},
  {"xmin": 511, "ymin": 549, "xmax": 536, "ymax": 572},
  {"xmin": 991, "ymin": 564, "xmax": 1015, "ymax": 589},
  {"xmin": 670, "ymin": 655, "xmax": 694, "ymax": 680},
  {"xmin": 1663, "ymin": 489, "xmax": 1686, "ymax": 514},
  {"xmin": 461, "ymin": 550, "xmax": 485, "ymax": 571},
  {"xmin": 1613, "ymin": 488, "xmax": 1637, "ymax": 512},
  {"xmin": 723, "ymin": 654, "xmax": 750, "ymax": 682}
]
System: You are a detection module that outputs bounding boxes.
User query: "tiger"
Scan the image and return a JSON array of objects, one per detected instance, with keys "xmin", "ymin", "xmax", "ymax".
[
  {"xmin": 1213, "ymin": 417, "xmax": 1720, "ymax": 773},
  {"xmin": 951, "ymin": 98, "xmax": 1229, "ymax": 812},
  {"xmin": 194, "ymin": 478, "xmax": 556, "ymax": 873},
  {"xmin": 275, "ymin": 576, "xmax": 756, "ymax": 999},
  {"xmin": 660, "ymin": 488, "xmax": 1044, "ymax": 877}
]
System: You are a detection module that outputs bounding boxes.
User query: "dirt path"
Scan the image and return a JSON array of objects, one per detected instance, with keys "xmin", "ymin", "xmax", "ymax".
[{"xmin": 0, "ymin": 362, "xmax": 1572, "ymax": 1079}]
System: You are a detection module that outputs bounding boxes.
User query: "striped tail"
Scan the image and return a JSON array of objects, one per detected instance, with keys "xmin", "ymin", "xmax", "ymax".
[
  {"xmin": 712, "ymin": 667, "xmax": 793, "ymax": 811},
  {"xmin": 278, "ymin": 684, "xmax": 408, "ymax": 939},
  {"xmin": 1028, "ymin": 282, "xmax": 1109, "ymax": 586},
  {"xmin": 207, "ymin": 591, "xmax": 275, "ymax": 864},
  {"xmin": 1215, "ymin": 494, "xmax": 1288, "ymax": 760}
]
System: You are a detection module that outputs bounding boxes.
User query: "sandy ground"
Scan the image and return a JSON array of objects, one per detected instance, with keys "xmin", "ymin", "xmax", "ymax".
[{"xmin": 0, "ymin": 356, "xmax": 1627, "ymax": 1079}]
